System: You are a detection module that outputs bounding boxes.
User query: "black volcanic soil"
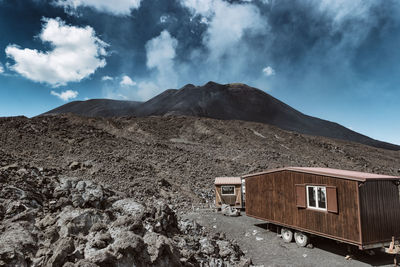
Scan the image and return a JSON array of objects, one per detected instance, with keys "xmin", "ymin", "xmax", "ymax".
[
  {"xmin": 1, "ymin": 114, "xmax": 399, "ymax": 204},
  {"xmin": 185, "ymin": 211, "xmax": 397, "ymax": 266},
  {"xmin": 44, "ymin": 99, "xmax": 142, "ymax": 117},
  {"xmin": 1, "ymin": 114, "xmax": 399, "ymax": 266}
]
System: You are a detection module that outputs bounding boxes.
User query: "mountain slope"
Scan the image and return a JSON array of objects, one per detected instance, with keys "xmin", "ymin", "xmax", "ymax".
[
  {"xmin": 45, "ymin": 99, "xmax": 142, "ymax": 117},
  {"xmin": 136, "ymin": 82, "xmax": 399, "ymax": 150},
  {"xmin": 42, "ymin": 82, "xmax": 400, "ymax": 150}
]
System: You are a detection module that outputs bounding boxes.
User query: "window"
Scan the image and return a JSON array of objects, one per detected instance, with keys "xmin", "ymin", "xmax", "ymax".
[
  {"xmin": 296, "ymin": 184, "xmax": 337, "ymax": 213},
  {"xmin": 306, "ymin": 185, "xmax": 327, "ymax": 211},
  {"xmin": 221, "ymin": 186, "xmax": 235, "ymax": 195}
]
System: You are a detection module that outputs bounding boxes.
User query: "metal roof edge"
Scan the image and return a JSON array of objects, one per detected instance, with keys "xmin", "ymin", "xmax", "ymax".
[
  {"xmin": 241, "ymin": 167, "xmax": 400, "ymax": 182},
  {"xmin": 286, "ymin": 168, "xmax": 366, "ymax": 182},
  {"xmin": 241, "ymin": 168, "xmax": 288, "ymax": 178},
  {"xmin": 214, "ymin": 176, "xmax": 242, "ymax": 185}
]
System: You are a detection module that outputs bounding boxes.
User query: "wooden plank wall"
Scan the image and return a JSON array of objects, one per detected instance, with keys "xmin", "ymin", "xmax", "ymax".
[
  {"xmin": 215, "ymin": 185, "xmax": 242, "ymax": 207},
  {"xmin": 246, "ymin": 170, "xmax": 361, "ymax": 244},
  {"xmin": 359, "ymin": 181, "xmax": 400, "ymax": 244}
]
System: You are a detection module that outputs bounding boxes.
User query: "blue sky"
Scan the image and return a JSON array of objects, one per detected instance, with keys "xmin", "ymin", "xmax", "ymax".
[{"xmin": 0, "ymin": 0, "xmax": 399, "ymax": 145}]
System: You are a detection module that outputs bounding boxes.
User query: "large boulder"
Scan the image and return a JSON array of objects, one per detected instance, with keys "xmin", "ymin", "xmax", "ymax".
[
  {"xmin": 112, "ymin": 199, "xmax": 145, "ymax": 217},
  {"xmin": 199, "ymin": 238, "xmax": 216, "ymax": 255},
  {"xmin": 146, "ymin": 202, "xmax": 178, "ymax": 235},
  {"xmin": 45, "ymin": 237, "xmax": 75, "ymax": 267},
  {"xmin": 54, "ymin": 178, "xmax": 114, "ymax": 209},
  {"xmin": 56, "ymin": 207, "xmax": 110, "ymax": 237},
  {"xmin": 143, "ymin": 232, "xmax": 181, "ymax": 267},
  {"xmin": 0, "ymin": 222, "xmax": 37, "ymax": 267}
]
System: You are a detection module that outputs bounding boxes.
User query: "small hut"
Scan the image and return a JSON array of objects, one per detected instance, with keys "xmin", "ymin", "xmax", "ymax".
[{"xmin": 214, "ymin": 177, "xmax": 243, "ymax": 209}]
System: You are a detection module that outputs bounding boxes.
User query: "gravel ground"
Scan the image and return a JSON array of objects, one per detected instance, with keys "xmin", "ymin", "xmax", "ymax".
[{"xmin": 184, "ymin": 211, "xmax": 396, "ymax": 267}]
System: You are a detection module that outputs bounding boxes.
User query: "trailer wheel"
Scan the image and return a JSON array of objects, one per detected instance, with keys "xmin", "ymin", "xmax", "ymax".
[
  {"xmin": 294, "ymin": 231, "xmax": 309, "ymax": 247},
  {"xmin": 281, "ymin": 228, "xmax": 293, "ymax": 243}
]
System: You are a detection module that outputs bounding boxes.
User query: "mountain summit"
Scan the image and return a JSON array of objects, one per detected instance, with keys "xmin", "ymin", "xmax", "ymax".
[{"xmin": 43, "ymin": 82, "xmax": 400, "ymax": 150}]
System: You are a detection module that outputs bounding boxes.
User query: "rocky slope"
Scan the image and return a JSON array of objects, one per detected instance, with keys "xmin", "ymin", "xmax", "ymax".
[
  {"xmin": 1, "ymin": 114, "xmax": 399, "ymax": 205},
  {"xmin": 43, "ymin": 82, "xmax": 400, "ymax": 150},
  {"xmin": 0, "ymin": 114, "xmax": 399, "ymax": 266},
  {"xmin": 0, "ymin": 160, "xmax": 248, "ymax": 266},
  {"xmin": 44, "ymin": 99, "xmax": 142, "ymax": 117}
]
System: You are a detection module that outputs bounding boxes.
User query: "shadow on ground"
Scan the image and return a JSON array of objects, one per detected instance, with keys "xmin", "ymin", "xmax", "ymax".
[{"xmin": 254, "ymin": 223, "xmax": 395, "ymax": 266}]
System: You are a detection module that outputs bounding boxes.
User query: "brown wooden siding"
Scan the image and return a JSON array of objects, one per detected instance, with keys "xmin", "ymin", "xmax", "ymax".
[
  {"xmin": 215, "ymin": 185, "xmax": 242, "ymax": 208},
  {"xmin": 359, "ymin": 181, "xmax": 400, "ymax": 244},
  {"xmin": 246, "ymin": 170, "xmax": 361, "ymax": 244}
]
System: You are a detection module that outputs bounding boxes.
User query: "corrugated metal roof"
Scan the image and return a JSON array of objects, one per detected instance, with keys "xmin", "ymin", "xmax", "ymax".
[
  {"xmin": 214, "ymin": 177, "xmax": 242, "ymax": 185},
  {"xmin": 242, "ymin": 167, "xmax": 400, "ymax": 182}
]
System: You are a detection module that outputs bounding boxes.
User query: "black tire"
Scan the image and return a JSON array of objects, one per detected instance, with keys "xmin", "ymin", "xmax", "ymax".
[
  {"xmin": 294, "ymin": 231, "xmax": 309, "ymax": 247},
  {"xmin": 281, "ymin": 228, "xmax": 293, "ymax": 243}
]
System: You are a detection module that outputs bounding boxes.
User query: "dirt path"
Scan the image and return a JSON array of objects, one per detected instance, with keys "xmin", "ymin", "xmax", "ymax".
[{"xmin": 184, "ymin": 211, "xmax": 396, "ymax": 266}]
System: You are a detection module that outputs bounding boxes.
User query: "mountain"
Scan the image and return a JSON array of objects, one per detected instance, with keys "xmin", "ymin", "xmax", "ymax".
[
  {"xmin": 45, "ymin": 99, "xmax": 142, "ymax": 117},
  {"xmin": 43, "ymin": 81, "xmax": 400, "ymax": 150}
]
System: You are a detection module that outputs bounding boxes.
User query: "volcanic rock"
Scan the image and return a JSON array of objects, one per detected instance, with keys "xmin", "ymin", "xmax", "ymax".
[{"xmin": 0, "ymin": 163, "xmax": 247, "ymax": 266}]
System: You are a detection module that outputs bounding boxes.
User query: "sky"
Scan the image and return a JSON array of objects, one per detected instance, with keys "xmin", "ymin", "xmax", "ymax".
[{"xmin": 0, "ymin": 0, "xmax": 399, "ymax": 145}]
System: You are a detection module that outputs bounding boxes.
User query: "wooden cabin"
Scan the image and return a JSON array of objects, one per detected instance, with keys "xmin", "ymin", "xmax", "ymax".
[
  {"xmin": 215, "ymin": 177, "xmax": 243, "ymax": 209},
  {"xmin": 244, "ymin": 167, "xmax": 400, "ymax": 249}
]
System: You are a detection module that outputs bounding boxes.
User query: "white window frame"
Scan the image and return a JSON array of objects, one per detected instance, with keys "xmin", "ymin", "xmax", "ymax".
[
  {"xmin": 306, "ymin": 185, "xmax": 327, "ymax": 211},
  {"xmin": 221, "ymin": 185, "xmax": 235, "ymax": 196}
]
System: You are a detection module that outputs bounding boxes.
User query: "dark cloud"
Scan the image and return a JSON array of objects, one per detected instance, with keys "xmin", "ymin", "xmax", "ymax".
[{"xmin": 2, "ymin": 0, "xmax": 400, "ymax": 97}]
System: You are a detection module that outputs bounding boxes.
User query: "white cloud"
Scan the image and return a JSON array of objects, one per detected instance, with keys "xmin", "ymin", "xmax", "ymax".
[
  {"xmin": 203, "ymin": 1, "xmax": 267, "ymax": 60},
  {"xmin": 160, "ymin": 15, "xmax": 168, "ymax": 23},
  {"xmin": 181, "ymin": 0, "xmax": 267, "ymax": 61},
  {"xmin": 136, "ymin": 81, "xmax": 161, "ymax": 100},
  {"xmin": 180, "ymin": 0, "xmax": 268, "ymax": 82},
  {"xmin": 118, "ymin": 94, "xmax": 128, "ymax": 100},
  {"xmin": 5, "ymin": 18, "xmax": 108, "ymax": 87},
  {"xmin": 180, "ymin": 0, "xmax": 214, "ymax": 16},
  {"xmin": 54, "ymin": 0, "xmax": 142, "ymax": 16},
  {"xmin": 0, "ymin": 63, "xmax": 4, "ymax": 73},
  {"xmin": 262, "ymin": 66, "xmax": 275, "ymax": 76},
  {"xmin": 103, "ymin": 31, "xmax": 179, "ymax": 101},
  {"xmin": 200, "ymin": 17, "xmax": 208, "ymax": 24},
  {"xmin": 146, "ymin": 31, "xmax": 177, "ymax": 70},
  {"xmin": 51, "ymin": 89, "xmax": 79, "ymax": 101},
  {"xmin": 101, "ymin": 75, "xmax": 113, "ymax": 81},
  {"xmin": 316, "ymin": 0, "xmax": 375, "ymax": 23},
  {"xmin": 309, "ymin": 0, "xmax": 379, "ymax": 47},
  {"xmin": 120, "ymin": 75, "xmax": 136, "ymax": 86},
  {"xmin": 138, "ymin": 30, "xmax": 178, "ymax": 99}
]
